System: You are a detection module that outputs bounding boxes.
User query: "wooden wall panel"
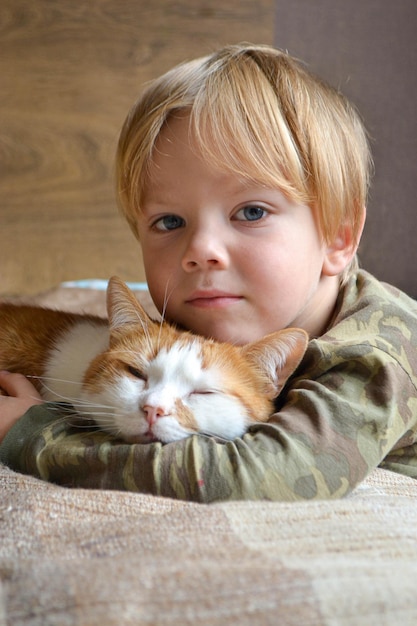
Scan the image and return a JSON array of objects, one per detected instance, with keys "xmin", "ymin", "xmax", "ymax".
[{"xmin": 0, "ymin": 0, "xmax": 273, "ymax": 295}]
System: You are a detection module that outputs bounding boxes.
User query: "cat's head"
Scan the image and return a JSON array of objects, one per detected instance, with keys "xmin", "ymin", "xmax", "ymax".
[{"xmin": 81, "ymin": 277, "xmax": 308, "ymax": 443}]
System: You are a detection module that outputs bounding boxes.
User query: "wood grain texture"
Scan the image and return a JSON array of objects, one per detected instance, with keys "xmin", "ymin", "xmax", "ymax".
[{"xmin": 0, "ymin": 0, "xmax": 273, "ymax": 295}]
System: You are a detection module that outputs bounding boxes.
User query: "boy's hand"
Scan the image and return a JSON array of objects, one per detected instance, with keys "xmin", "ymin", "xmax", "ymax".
[{"xmin": 0, "ymin": 371, "xmax": 43, "ymax": 443}]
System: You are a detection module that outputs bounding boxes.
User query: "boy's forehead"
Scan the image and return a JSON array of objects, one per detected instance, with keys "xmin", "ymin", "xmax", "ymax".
[
  {"xmin": 156, "ymin": 111, "xmax": 193, "ymax": 149},
  {"xmin": 142, "ymin": 167, "xmax": 263, "ymax": 206},
  {"xmin": 143, "ymin": 121, "xmax": 251, "ymax": 197}
]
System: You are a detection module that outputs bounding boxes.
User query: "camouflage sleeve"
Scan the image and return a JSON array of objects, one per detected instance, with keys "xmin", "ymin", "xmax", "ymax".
[{"xmin": 1, "ymin": 340, "xmax": 416, "ymax": 502}]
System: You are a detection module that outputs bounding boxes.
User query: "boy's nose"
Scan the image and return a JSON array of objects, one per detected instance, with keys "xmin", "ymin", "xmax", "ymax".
[{"xmin": 181, "ymin": 229, "xmax": 228, "ymax": 272}]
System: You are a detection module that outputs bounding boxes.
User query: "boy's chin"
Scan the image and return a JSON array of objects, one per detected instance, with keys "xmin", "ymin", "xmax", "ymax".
[{"xmin": 197, "ymin": 323, "xmax": 266, "ymax": 346}]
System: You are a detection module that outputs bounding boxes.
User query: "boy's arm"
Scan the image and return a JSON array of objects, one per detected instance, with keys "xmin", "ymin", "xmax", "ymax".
[{"xmin": 1, "ymin": 345, "xmax": 415, "ymax": 502}]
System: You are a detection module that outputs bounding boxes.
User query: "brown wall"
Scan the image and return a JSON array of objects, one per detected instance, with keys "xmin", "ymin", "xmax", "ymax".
[
  {"xmin": 0, "ymin": 0, "xmax": 273, "ymax": 295},
  {"xmin": 274, "ymin": 0, "xmax": 417, "ymax": 297}
]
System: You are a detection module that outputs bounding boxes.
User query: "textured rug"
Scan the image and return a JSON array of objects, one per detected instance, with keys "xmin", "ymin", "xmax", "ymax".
[{"xmin": 1, "ymin": 465, "xmax": 417, "ymax": 625}]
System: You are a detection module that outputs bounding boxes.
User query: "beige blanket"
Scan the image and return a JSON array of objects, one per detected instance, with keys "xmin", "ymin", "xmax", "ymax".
[
  {"xmin": 1, "ymin": 466, "xmax": 417, "ymax": 625},
  {"xmin": 1, "ymin": 286, "xmax": 417, "ymax": 625}
]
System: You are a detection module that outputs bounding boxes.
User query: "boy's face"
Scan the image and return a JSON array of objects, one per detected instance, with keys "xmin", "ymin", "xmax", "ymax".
[{"xmin": 137, "ymin": 115, "xmax": 341, "ymax": 344}]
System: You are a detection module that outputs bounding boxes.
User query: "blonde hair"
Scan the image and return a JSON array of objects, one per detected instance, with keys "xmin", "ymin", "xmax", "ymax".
[{"xmin": 116, "ymin": 43, "xmax": 371, "ymax": 263}]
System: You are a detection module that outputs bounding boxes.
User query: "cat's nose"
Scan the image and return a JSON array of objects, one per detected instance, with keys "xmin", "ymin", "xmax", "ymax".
[{"xmin": 143, "ymin": 405, "xmax": 165, "ymax": 425}]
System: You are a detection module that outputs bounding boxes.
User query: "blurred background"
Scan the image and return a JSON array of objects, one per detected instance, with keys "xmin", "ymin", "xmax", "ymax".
[{"xmin": 1, "ymin": 0, "xmax": 415, "ymax": 297}]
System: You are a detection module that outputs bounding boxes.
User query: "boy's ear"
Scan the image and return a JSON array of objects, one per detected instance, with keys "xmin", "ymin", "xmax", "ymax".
[{"xmin": 322, "ymin": 208, "xmax": 366, "ymax": 277}]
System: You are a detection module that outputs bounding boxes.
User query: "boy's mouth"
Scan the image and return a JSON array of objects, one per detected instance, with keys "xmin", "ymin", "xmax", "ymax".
[{"xmin": 185, "ymin": 290, "xmax": 242, "ymax": 309}]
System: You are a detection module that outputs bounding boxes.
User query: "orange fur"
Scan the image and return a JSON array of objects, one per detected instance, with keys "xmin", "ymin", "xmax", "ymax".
[{"xmin": 0, "ymin": 304, "xmax": 106, "ymax": 392}]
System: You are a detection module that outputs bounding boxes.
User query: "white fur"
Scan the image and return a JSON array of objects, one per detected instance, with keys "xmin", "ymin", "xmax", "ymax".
[
  {"xmin": 42, "ymin": 321, "xmax": 109, "ymax": 403},
  {"xmin": 81, "ymin": 374, "xmax": 148, "ymax": 440},
  {"xmin": 143, "ymin": 341, "xmax": 211, "ymax": 407},
  {"xmin": 186, "ymin": 392, "xmax": 248, "ymax": 440}
]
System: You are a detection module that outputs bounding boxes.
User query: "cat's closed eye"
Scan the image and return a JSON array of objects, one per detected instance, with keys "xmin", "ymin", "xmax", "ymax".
[{"xmin": 127, "ymin": 365, "xmax": 146, "ymax": 381}]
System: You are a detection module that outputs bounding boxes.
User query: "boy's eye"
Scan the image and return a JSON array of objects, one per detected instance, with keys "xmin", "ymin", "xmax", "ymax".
[
  {"xmin": 152, "ymin": 214, "xmax": 185, "ymax": 231},
  {"xmin": 234, "ymin": 206, "xmax": 267, "ymax": 222}
]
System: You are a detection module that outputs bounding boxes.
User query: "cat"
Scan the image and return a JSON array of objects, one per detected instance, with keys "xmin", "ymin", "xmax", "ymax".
[{"xmin": 0, "ymin": 277, "xmax": 308, "ymax": 443}]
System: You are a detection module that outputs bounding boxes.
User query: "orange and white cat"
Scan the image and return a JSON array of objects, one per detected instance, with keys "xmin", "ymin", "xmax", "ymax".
[{"xmin": 0, "ymin": 277, "xmax": 308, "ymax": 443}]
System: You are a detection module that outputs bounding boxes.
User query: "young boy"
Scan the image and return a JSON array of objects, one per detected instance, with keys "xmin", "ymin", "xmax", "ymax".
[{"xmin": 1, "ymin": 44, "xmax": 416, "ymax": 501}]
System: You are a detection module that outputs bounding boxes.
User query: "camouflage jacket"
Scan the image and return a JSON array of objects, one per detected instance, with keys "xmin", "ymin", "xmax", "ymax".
[{"xmin": 1, "ymin": 270, "xmax": 417, "ymax": 502}]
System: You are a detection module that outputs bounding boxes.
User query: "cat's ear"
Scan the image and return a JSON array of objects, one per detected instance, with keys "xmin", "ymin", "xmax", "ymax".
[
  {"xmin": 242, "ymin": 329, "xmax": 309, "ymax": 396},
  {"xmin": 106, "ymin": 276, "xmax": 153, "ymax": 334}
]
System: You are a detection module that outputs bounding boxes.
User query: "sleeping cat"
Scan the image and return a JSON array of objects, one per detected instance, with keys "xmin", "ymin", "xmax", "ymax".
[{"xmin": 0, "ymin": 277, "xmax": 308, "ymax": 443}]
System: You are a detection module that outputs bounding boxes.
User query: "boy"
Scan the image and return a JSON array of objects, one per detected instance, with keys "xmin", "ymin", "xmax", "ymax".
[{"xmin": 1, "ymin": 44, "xmax": 416, "ymax": 501}]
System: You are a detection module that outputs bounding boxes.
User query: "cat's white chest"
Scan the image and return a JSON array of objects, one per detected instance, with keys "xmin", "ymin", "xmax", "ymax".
[{"xmin": 42, "ymin": 321, "xmax": 109, "ymax": 402}]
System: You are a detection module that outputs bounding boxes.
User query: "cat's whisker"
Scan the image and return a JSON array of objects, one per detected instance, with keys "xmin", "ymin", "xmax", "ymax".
[
  {"xmin": 158, "ymin": 277, "xmax": 177, "ymax": 349},
  {"xmin": 27, "ymin": 374, "xmax": 80, "ymax": 386},
  {"xmin": 45, "ymin": 402, "xmax": 122, "ymax": 427},
  {"xmin": 39, "ymin": 387, "xmax": 84, "ymax": 406},
  {"xmin": 28, "ymin": 374, "xmax": 120, "ymax": 411},
  {"xmin": 161, "ymin": 276, "xmax": 175, "ymax": 323},
  {"xmin": 134, "ymin": 311, "xmax": 153, "ymax": 354},
  {"xmin": 63, "ymin": 404, "xmax": 111, "ymax": 416},
  {"xmin": 35, "ymin": 407, "xmax": 116, "ymax": 440},
  {"xmin": 35, "ymin": 379, "xmax": 117, "ymax": 412}
]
